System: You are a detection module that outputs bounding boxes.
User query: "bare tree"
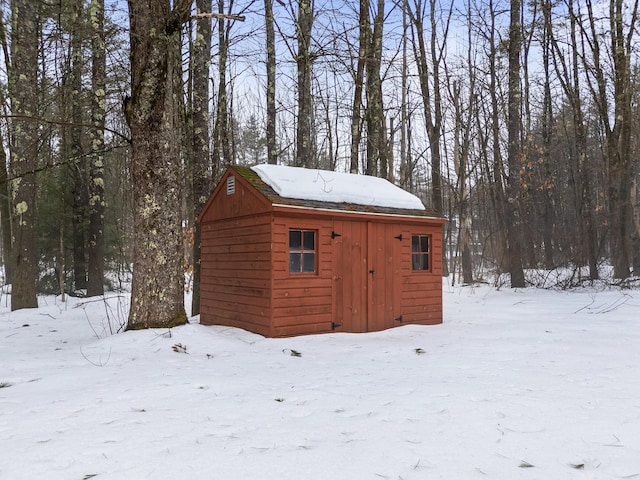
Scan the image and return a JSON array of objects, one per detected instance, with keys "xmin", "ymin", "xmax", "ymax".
[
  {"xmin": 295, "ymin": 0, "xmax": 314, "ymax": 167},
  {"xmin": 124, "ymin": 0, "xmax": 192, "ymax": 329},
  {"xmin": 364, "ymin": 0, "xmax": 386, "ymax": 177},
  {"xmin": 582, "ymin": 0, "xmax": 638, "ymax": 279},
  {"xmin": 407, "ymin": 0, "xmax": 451, "ymax": 275},
  {"xmin": 213, "ymin": 0, "xmax": 234, "ymax": 174},
  {"xmin": 9, "ymin": 0, "xmax": 39, "ymax": 309},
  {"xmin": 265, "ymin": 0, "xmax": 277, "ymax": 165},
  {"xmin": 349, "ymin": 0, "xmax": 368, "ymax": 173},
  {"xmin": 192, "ymin": 0, "xmax": 212, "ymax": 316},
  {"xmin": 87, "ymin": 0, "xmax": 106, "ymax": 296},
  {"xmin": 505, "ymin": 0, "xmax": 525, "ymax": 287}
]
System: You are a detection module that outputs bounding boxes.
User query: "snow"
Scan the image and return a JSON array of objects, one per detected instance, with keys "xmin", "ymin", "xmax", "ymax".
[
  {"xmin": 2, "ymin": 283, "xmax": 640, "ymax": 479},
  {"xmin": 252, "ymin": 164, "xmax": 426, "ymax": 211}
]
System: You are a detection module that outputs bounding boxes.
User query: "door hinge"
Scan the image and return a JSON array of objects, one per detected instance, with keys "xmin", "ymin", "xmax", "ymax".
[
  {"xmin": 331, "ymin": 322, "xmax": 342, "ymax": 330},
  {"xmin": 331, "ymin": 231, "xmax": 342, "ymax": 239},
  {"xmin": 394, "ymin": 234, "xmax": 403, "ymax": 241},
  {"xmin": 394, "ymin": 315, "xmax": 403, "ymax": 323}
]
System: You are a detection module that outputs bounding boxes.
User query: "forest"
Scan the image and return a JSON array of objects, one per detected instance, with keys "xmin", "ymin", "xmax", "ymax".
[{"xmin": 1, "ymin": 0, "xmax": 639, "ymax": 328}]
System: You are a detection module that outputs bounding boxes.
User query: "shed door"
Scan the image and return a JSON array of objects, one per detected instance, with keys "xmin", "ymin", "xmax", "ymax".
[
  {"xmin": 332, "ymin": 221, "xmax": 402, "ymax": 332},
  {"xmin": 332, "ymin": 220, "xmax": 368, "ymax": 332},
  {"xmin": 367, "ymin": 223, "xmax": 402, "ymax": 332}
]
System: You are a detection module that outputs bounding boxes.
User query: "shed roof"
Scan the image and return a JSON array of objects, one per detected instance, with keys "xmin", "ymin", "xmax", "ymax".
[{"xmin": 229, "ymin": 164, "xmax": 442, "ymax": 219}]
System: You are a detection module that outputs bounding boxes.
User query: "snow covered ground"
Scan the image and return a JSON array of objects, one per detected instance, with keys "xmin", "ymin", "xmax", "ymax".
[{"xmin": 1, "ymin": 282, "xmax": 640, "ymax": 479}]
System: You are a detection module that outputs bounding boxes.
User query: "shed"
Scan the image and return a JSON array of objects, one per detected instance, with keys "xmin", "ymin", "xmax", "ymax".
[{"xmin": 197, "ymin": 164, "xmax": 446, "ymax": 337}]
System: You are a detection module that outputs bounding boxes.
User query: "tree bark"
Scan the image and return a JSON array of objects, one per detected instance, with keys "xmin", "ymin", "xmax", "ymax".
[
  {"xmin": 506, "ymin": 0, "xmax": 525, "ymax": 287},
  {"xmin": 70, "ymin": 0, "xmax": 88, "ymax": 291},
  {"xmin": 213, "ymin": 0, "xmax": 233, "ymax": 175},
  {"xmin": 9, "ymin": 0, "xmax": 39, "ymax": 309},
  {"xmin": 0, "ymin": 15, "xmax": 12, "ymax": 285},
  {"xmin": 125, "ymin": 0, "xmax": 191, "ymax": 329},
  {"xmin": 87, "ymin": 0, "xmax": 106, "ymax": 297},
  {"xmin": 365, "ymin": 0, "xmax": 385, "ymax": 177},
  {"xmin": 192, "ymin": 0, "xmax": 212, "ymax": 316},
  {"xmin": 295, "ymin": 0, "xmax": 314, "ymax": 168},
  {"xmin": 0, "ymin": 129, "xmax": 12, "ymax": 285},
  {"xmin": 265, "ymin": 0, "xmax": 277, "ymax": 165},
  {"xmin": 407, "ymin": 0, "xmax": 450, "ymax": 275},
  {"xmin": 349, "ymin": 0, "xmax": 368, "ymax": 174}
]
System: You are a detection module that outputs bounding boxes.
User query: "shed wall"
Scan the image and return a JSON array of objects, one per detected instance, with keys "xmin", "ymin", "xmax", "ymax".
[
  {"xmin": 199, "ymin": 214, "xmax": 273, "ymax": 336},
  {"xmin": 270, "ymin": 217, "xmax": 335, "ymax": 336},
  {"xmin": 398, "ymin": 224, "xmax": 443, "ymax": 325}
]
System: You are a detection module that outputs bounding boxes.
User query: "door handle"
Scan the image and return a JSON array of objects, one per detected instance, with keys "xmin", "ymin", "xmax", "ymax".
[{"xmin": 369, "ymin": 269, "xmax": 376, "ymax": 275}]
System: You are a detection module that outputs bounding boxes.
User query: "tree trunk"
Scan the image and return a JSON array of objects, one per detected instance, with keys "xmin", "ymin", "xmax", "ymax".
[
  {"xmin": 349, "ymin": 0, "xmax": 367, "ymax": 174},
  {"xmin": 9, "ymin": 0, "xmax": 39, "ymax": 310},
  {"xmin": 70, "ymin": 0, "xmax": 88, "ymax": 291},
  {"xmin": 365, "ymin": 0, "xmax": 385, "ymax": 177},
  {"xmin": 607, "ymin": 0, "xmax": 635, "ymax": 279},
  {"xmin": 0, "ymin": 129, "xmax": 12, "ymax": 285},
  {"xmin": 124, "ymin": 0, "xmax": 191, "ymax": 329},
  {"xmin": 213, "ymin": 0, "xmax": 233, "ymax": 175},
  {"xmin": 506, "ymin": 0, "xmax": 525, "ymax": 287},
  {"xmin": 87, "ymin": 0, "xmax": 106, "ymax": 297},
  {"xmin": 295, "ymin": 0, "xmax": 314, "ymax": 168},
  {"xmin": 548, "ymin": 0, "xmax": 598, "ymax": 279},
  {"xmin": 408, "ymin": 0, "xmax": 450, "ymax": 275},
  {"xmin": 265, "ymin": 0, "xmax": 277, "ymax": 165},
  {"xmin": 192, "ymin": 0, "xmax": 212, "ymax": 317}
]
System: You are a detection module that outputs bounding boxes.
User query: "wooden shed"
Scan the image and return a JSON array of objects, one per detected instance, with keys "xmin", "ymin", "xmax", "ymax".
[{"xmin": 197, "ymin": 164, "xmax": 446, "ymax": 337}]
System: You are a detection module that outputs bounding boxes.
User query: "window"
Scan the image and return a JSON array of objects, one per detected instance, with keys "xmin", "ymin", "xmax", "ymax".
[
  {"xmin": 289, "ymin": 229, "xmax": 316, "ymax": 273},
  {"xmin": 412, "ymin": 235, "xmax": 430, "ymax": 271}
]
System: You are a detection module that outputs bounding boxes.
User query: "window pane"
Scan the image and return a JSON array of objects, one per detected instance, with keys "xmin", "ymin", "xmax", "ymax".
[
  {"xmin": 303, "ymin": 230, "xmax": 315, "ymax": 250},
  {"xmin": 289, "ymin": 230, "xmax": 301, "ymax": 250},
  {"xmin": 421, "ymin": 236, "xmax": 429, "ymax": 253},
  {"xmin": 289, "ymin": 253, "xmax": 301, "ymax": 272},
  {"xmin": 412, "ymin": 254, "xmax": 420, "ymax": 270},
  {"xmin": 412, "ymin": 235, "xmax": 419, "ymax": 252},
  {"xmin": 302, "ymin": 252, "xmax": 315, "ymax": 272},
  {"xmin": 420, "ymin": 253, "xmax": 429, "ymax": 270}
]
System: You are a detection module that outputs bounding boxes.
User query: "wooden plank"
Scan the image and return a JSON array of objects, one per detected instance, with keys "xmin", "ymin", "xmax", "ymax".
[
  {"xmin": 273, "ymin": 318, "xmax": 334, "ymax": 337},
  {"xmin": 273, "ymin": 313, "xmax": 333, "ymax": 328},
  {"xmin": 202, "ymin": 242, "xmax": 271, "ymax": 255},
  {"xmin": 201, "ymin": 268, "xmax": 272, "ymax": 281},
  {"xmin": 401, "ymin": 302, "xmax": 443, "ymax": 315},
  {"xmin": 273, "ymin": 286, "xmax": 332, "ymax": 300},
  {"xmin": 201, "ymin": 298, "xmax": 270, "ymax": 319},
  {"xmin": 273, "ymin": 303, "xmax": 332, "ymax": 318}
]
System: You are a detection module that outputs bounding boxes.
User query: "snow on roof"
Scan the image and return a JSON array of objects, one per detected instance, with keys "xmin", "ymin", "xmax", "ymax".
[{"xmin": 251, "ymin": 164, "xmax": 426, "ymax": 211}]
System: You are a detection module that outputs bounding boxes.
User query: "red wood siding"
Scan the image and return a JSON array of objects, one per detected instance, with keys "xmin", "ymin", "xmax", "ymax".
[
  {"xmin": 398, "ymin": 224, "xmax": 443, "ymax": 325},
  {"xmin": 199, "ymin": 170, "xmax": 271, "ymax": 223},
  {"xmin": 199, "ymin": 214, "xmax": 273, "ymax": 336},
  {"xmin": 270, "ymin": 217, "xmax": 334, "ymax": 336}
]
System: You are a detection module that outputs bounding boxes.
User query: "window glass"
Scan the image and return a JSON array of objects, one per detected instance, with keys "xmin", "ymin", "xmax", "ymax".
[
  {"xmin": 303, "ymin": 252, "xmax": 315, "ymax": 272},
  {"xmin": 412, "ymin": 235, "xmax": 420, "ymax": 252},
  {"xmin": 411, "ymin": 234, "xmax": 430, "ymax": 271},
  {"xmin": 421, "ymin": 235, "xmax": 429, "ymax": 253},
  {"xmin": 289, "ymin": 230, "xmax": 302, "ymax": 250},
  {"xmin": 303, "ymin": 230, "xmax": 315, "ymax": 250},
  {"xmin": 289, "ymin": 253, "xmax": 301, "ymax": 272},
  {"xmin": 289, "ymin": 229, "xmax": 316, "ymax": 273}
]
